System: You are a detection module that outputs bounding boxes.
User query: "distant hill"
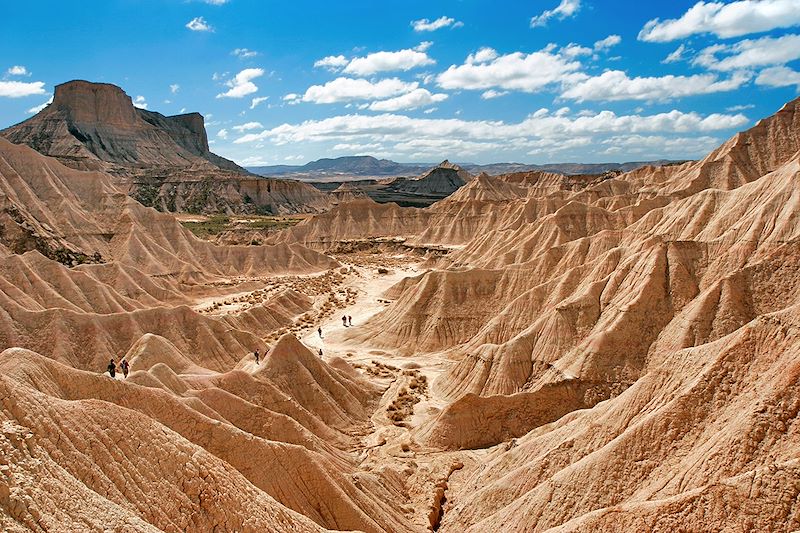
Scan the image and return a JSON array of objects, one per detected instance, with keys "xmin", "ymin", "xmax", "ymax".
[
  {"xmin": 249, "ymin": 156, "xmax": 429, "ymax": 180},
  {"xmin": 248, "ymin": 157, "xmax": 688, "ymax": 180}
]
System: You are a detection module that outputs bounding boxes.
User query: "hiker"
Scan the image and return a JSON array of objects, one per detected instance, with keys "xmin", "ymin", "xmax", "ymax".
[
  {"xmin": 254, "ymin": 349, "xmax": 260, "ymax": 365},
  {"xmin": 348, "ymin": 315, "xmax": 353, "ymax": 327},
  {"xmin": 318, "ymin": 326, "xmax": 323, "ymax": 338},
  {"xmin": 318, "ymin": 348, "xmax": 323, "ymax": 357},
  {"xmin": 342, "ymin": 315, "xmax": 348, "ymax": 327},
  {"xmin": 120, "ymin": 358, "xmax": 130, "ymax": 379},
  {"xmin": 107, "ymin": 358, "xmax": 116, "ymax": 379}
]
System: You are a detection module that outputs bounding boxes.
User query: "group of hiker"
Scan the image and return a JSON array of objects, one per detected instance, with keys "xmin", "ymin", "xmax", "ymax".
[
  {"xmin": 318, "ymin": 315, "xmax": 355, "ymax": 337},
  {"xmin": 107, "ymin": 358, "xmax": 130, "ymax": 379}
]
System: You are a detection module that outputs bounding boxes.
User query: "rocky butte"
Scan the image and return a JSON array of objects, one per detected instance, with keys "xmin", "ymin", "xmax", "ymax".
[
  {"xmin": 0, "ymin": 85, "xmax": 798, "ymax": 531},
  {"xmin": 1, "ymin": 80, "xmax": 332, "ymax": 215}
]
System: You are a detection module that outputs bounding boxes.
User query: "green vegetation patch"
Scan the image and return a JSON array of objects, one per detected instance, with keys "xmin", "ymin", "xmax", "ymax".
[{"xmin": 181, "ymin": 215, "xmax": 302, "ymax": 238}]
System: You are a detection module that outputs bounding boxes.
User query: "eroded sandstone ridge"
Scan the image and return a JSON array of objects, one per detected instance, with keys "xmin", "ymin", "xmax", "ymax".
[{"xmin": 1, "ymin": 80, "xmax": 331, "ymax": 214}]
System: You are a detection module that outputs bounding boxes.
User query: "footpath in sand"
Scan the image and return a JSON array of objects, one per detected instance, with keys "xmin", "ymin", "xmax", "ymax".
[
  {"xmin": 182, "ymin": 252, "xmax": 482, "ymax": 530},
  {"xmin": 297, "ymin": 258, "xmax": 481, "ymax": 532}
]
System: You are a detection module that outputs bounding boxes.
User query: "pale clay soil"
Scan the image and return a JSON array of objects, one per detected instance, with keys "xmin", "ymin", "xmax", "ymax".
[{"xmin": 181, "ymin": 254, "xmax": 478, "ymax": 530}]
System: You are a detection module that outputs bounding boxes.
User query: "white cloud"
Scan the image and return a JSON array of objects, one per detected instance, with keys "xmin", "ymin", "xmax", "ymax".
[
  {"xmin": 132, "ymin": 95, "xmax": 148, "ymax": 109},
  {"xmin": 332, "ymin": 142, "xmax": 383, "ymax": 152},
  {"xmin": 170, "ymin": 83, "xmax": 180, "ymax": 94},
  {"xmin": 562, "ymin": 44, "xmax": 593, "ymax": 58},
  {"xmin": 530, "ymin": 0, "xmax": 581, "ymax": 27},
  {"xmin": 7, "ymin": 65, "xmax": 29, "ymax": 76},
  {"xmin": 639, "ymin": 0, "xmax": 800, "ymax": 42},
  {"xmin": 216, "ymin": 68, "xmax": 265, "ymax": 98},
  {"xmin": 233, "ymin": 121, "xmax": 264, "ymax": 132},
  {"xmin": 297, "ymin": 77, "xmax": 419, "ymax": 104},
  {"xmin": 232, "ymin": 108, "xmax": 748, "ymax": 153},
  {"xmin": 560, "ymin": 70, "xmax": 751, "ymax": 102},
  {"xmin": 0, "ymin": 80, "xmax": 46, "ymax": 98},
  {"xmin": 250, "ymin": 96, "xmax": 269, "ymax": 109},
  {"xmin": 481, "ymin": 89, "xmax": 509, "ymax": 99},
  {"xmin": 232, "ymin": 48, "xmax": 259, "ymax": 59},
  {"xmin": 217, "ymin": 128, "xmax": 229, "ymax": 140},
  {"xmin": 27, "ymin": 95, "xmax": 52, "ymax": 113},
  {"xmin": 470, "ymin": 47, "xmax": 499, "ymax": 63},
  {"xmin": 663, "ymin": 44, "xmax": 687, "ymax": 64},
  {"xmin": 437, "ymin": 47, "xmax": 582, "ymax": 92},
  {"xmin": 240, "ymin": 156, "xmax": 272, "ymax": 166},
  {"xmin": 411, "ymin": 16, "xmax": 463, "ymax": 32},
  {"xmin": 314, "ymin": 55, "xmax": 349, "ymax": 70},
  {"xmin": 755, "ymin": 65, "xmax": 800, "ymax": 88},
  {"xmin": 186, "ymin": 16, "xmax": 212, "ymax": 32},
  {"xmin": 726, "ymin": 103, "xmax": 756, "ymax": 111},
  {"xmin": 342, "ymin": 46, "xmax": 435, "ymax": 76},
  {"xmin": 203, "ymin": 0, "xmax": 229, "ymax": 4},
  {"xmin": 367, "ymin": 88, "xmax": 447, "ymax": 111},
  {"xmin": 594, "ymin": 35, "xmax": 621, "ymax": 51},
  {"xmin": 598, "ymin": 134, "xmax": 723, "ymax": 156},
  {"xmin": 694, "ymin": 34, "xmax": 800, "ymax": 71}
]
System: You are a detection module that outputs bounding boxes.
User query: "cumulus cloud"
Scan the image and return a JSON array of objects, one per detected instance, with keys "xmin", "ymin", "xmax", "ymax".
[
  {"xmin": 663, "ymin": 44, "xmax": 687, "ymax": 64},
  {"xmin": 530, "ymin": 0, "xmax": 582, "ymax": 27},
  {"xmin": 755, "ymin": 65, "xmax": 800, "ymax": 88},
  {"xmin": 297, "ymin": 77, "xmax": 419, "ymax": 104},
  {"xmin": 562, "ymin": 44, "xmax": 593, "ymax": 58},
  {"xmin": 314, "ymin": 55, "xmax": 349, "ymax": 70},
  {"xmin": 314, "ymin": 45, "xmax": 435, "ymax": 76},
  {"xmin": 342, "ymin": 46, "xmax": 435, "ymax": 76},
  {"xmin": 0, "ymin": 80, "xmax": 46, "ymax": 98},
  {"xmin": 560, "ymin": 70, "xmax": 751, "ymax": 102},
  {"xmin": 593, "ymin": 35, "xmax": 621, "ymax": 51},
  {"xmin": 232, "ymin": 48, "xmax": 259, "ymax": 59},
  {"xmin": 203, "ymin": 0, "xmax": 229, "ymax": 4},
  {"xmin": 694, "ymin": 33, "xmax": 800, "ymax": 71},
  {"xmin": 638, "ymin": 0, "xmax": 800, "ymax": 42},
  {"xmin": 437, "ymin": 46, "xmax": 582, "ymax": 92},
  {"xmin": 250, "ymin": 96, "xmax": 269, "ymax": 109},
  {"xmin": 367, "ymin": 88, "xmax": 447, "ymax": 111},
  {"xmin": 27, "ymin": 95, "xmax": 53, "ymax": 113},
  {"xmin": 217, "ymin": 128, "xmax": 229, "ymax": 140},
  {"xmin": 186, "ymin": 16, "xmax": 213, "ymax": 31},
  {"xmin": 232, "ymin": 108, "xmax": 748, "ymax": 157},
  {"xmin": 132, "ymin": 95, "xmax": 148, "ymax": 109},
  {"xmin": 7, "ymin": 65, "xmax": 29, "ymax": 76},
  {"xmin": 469, "ymin": 47, "xmax": 499, "ymax": 63},
  {"xmin": 232, "ymin": 121, "xmax": 264, "ymax": 132},
  {"xmin": 726, "ymin": 103, "xmax": 756, "ymax": 111},
  {"xmin": 481, "ymin": 89, "xmax": 509, "ymax": 99},
  {"xmin": 216, "ymin": 68, "xmax": 265, "ymax": 98},
  {"xmin": 411, "ymin": 16, "xmax": 463, "ymax": 32},
  {"xmin": 170, "ymin": 84, "xmax": 180, "ymax": 93},
  {"xmin": 332, "ymin": 142, "xmax": 383, "ymax": 152}
]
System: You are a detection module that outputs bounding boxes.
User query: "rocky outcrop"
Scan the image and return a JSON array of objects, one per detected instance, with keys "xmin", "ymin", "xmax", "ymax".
[
  {"xmin": 387, "ymin": 160, "xmax": 472, "ymax": 197},
  {"xmin": 1, "ymin": 80, "xmax": 332, "ymax": 214}
]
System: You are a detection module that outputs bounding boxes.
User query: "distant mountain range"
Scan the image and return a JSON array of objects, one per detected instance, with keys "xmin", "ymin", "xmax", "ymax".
[{"xmin": 247, "ymin": 155, "xmax": 688, "ymax": 181}]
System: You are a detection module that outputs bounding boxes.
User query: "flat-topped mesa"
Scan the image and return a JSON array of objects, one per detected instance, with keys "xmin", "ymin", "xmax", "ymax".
[
  {"xmin": 2, "ymin": 79, "xmax": 218, "ymax": 167},
  {"xmin": 0, "ymin": 80, "xmax": 334, "ymax": 214},
  {"xmin": 52, "ymin": 80, "xmax": 140, "ymax": 127}
]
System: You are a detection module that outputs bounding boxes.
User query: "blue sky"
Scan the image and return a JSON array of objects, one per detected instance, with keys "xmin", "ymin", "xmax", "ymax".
[{"xmin": 2, "ymin": 0, "xmax": 800, "ymax": 165}]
